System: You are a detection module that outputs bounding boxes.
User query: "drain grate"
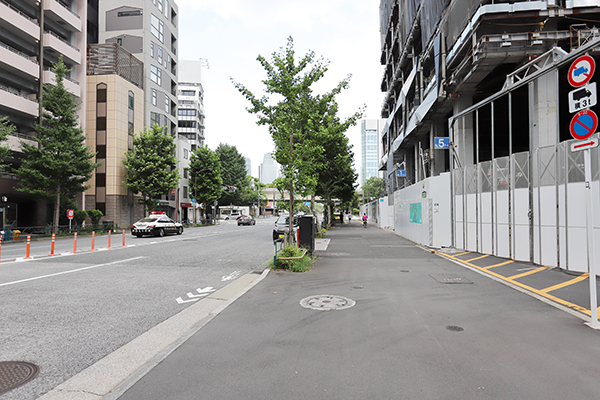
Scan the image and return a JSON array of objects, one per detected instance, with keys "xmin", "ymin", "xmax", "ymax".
[
  {"xmin": 300, "ymin": 295, "xmax": 356, "ymax": 311},
  {"xmin": 429, "ymin": 273, "xmax": 473, "ymax": 284},
  {"xmin": 0, "ymin": 361, "xmax": 39, "ymax": 395},
  {"xmin": 446, "ymin": 325, "xmax": 464, "ymax": 332}
]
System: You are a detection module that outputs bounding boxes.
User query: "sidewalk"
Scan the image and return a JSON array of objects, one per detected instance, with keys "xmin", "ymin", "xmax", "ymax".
[{"xmin": 40, "ymin": 221, "xmax": 600, "ymax": 399}]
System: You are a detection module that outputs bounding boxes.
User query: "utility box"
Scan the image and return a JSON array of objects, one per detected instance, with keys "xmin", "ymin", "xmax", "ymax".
[{"xmin": 298, "ymin": 214, "xmax": 315, "ymax": 254}]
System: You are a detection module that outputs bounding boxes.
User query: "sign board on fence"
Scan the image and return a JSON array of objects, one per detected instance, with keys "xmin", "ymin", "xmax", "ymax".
[
  {"xmin": 571, "ymin": 135, "xmax": 599, "ymax": 152},
  {"xmin": 434, "ymin": 137, "xmax": 450, "ymax": 149},
  {"xmin": 397, "ymin": 170, "xmax": 406, "ymax": 177}
]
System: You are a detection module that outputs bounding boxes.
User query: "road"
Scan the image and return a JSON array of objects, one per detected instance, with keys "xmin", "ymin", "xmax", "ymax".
[{"xmin": 0, "ymin": 217, "xmax": 275, "ymax": 400}]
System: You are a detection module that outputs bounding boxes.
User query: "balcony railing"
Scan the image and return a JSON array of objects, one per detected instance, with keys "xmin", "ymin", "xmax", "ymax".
[
  {"xmin": 44, "ymin": 67, "xmax": 79, "ymax": 85},
  {"xmin": 0, "ymin": 83, "xmax": 38, "ymax": 102},
  {"xmin": 0, "ymin": 40, "xmax": 38, "ymax": 64},
  {"xmin": 44, "ymin": 30, "xmax": 79, "ymax": 51},
  {"xmin": 1, "ymin": 0, "xmax": 38, "ymax": 24},
  {"xmin": 57, "ymin": 0, "xmax": 80, "ymax": 18}
]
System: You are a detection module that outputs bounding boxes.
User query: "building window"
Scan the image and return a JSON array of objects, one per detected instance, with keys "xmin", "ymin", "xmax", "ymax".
[
  {"xmin": 128, "ymin": 91, "xmax": 134, "ymax": 109},
  {"xmin": 118, "ymin": 10, "xmax": 141, "ymax": 17},
  {"xmin": 96, "ymin": 173, "xmax": 106, "ymax": 187},
  {"xmin": 178, "ymin": 120, "xmax": 196, "ymax": 128},
  {"xmin": 181, "ymin": 90, "xmax": 195, "ymax": 96},
  {"xmin": 151, "ymin": 112, "xmax": 160, "ymax": 126},
  {"xmin": 150, "ymin": 41, "xmax": 154, "ymax": 57},
  {"xmin": 117, "ymin": 38, "xmax": 122, "ymax": 46},
  {"xmin": 96, "ymin": 145, "xmax": 106, "ymax": 159},
  {"xmin": 164, "ymin": 0, "xmax": 169, "ymax": 18},
  {"xmin": 157, "ymin": 0, "xmax": 163, "ymax": 13},
  {"xmin": 150, "ymin": 65, "xmax": 162, "ymax": 85},
  {"xmin": 157, "ymin": 46, "xmax": 163, "ymax": 65},
  {"xmin": 165, "ymin": 96, "xmax": 169, "ymax": 113},
  {"xmin": 183, "ymin": 186, "xmax": 188, "ymax": 199},
  {"xmin": 151, "ymin": 14, "xmax": 164, "ymax": 43},
  {"xmin": 183, "ymin": 148, "xmax": 189, "ymax": 159},
  {"xmin": 178, "ymin": 109, "xmax": 196, "ymax": 116},
  {"xmin": 152, "ymin": 89, "xmax": 157, "ymax": 106}
]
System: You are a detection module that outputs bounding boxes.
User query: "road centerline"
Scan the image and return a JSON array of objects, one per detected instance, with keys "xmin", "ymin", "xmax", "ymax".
[{"xmin": 0, "ymin": 256, "xmax": 145, "ymax": 287}]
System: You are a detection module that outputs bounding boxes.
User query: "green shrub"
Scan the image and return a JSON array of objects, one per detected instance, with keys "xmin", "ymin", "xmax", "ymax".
[
  {"xmin": 87, "ymin": 209, "xmax": 103, "ymax": 228},
  {"xmin": 272, "ymin": 245, "xmax": 312, "ymax": 272}
]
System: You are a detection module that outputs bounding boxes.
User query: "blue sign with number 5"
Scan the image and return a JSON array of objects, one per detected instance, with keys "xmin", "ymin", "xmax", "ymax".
[{"xmin": 434, "ymin": 137, "xmax": 450, "ymax": 149}]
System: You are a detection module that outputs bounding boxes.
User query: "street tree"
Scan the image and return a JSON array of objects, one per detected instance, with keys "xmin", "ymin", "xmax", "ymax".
[
  {"xmin": 189, "ymin": 146, "xmax": 222, "ymax": 221},
  {"xmin": 233, "ymin": 36, "xmax": 361, "ymax": 241},
  {"xmin": 123, "ymin": 124, "xmax": 179, "ymax": 214},
  {"xmin": 215, "ymin": 143, "xmax": 248, "ymax": 205},
  {"xmin": 0, "ymin": 117, "xmax": 14, "ymax": 170},
  {"xmin": 362, "ymin": 176, "xmax": 386, "ymax": 202},
  {"xmin": 16, "ymin": 57, "xmax": 100, "ymax": 233}
]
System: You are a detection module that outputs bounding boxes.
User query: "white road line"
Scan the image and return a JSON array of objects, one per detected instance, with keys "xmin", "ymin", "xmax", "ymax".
[{"xmin": 0, "ymin": 257, "xmax": 145, "ymax": 287}]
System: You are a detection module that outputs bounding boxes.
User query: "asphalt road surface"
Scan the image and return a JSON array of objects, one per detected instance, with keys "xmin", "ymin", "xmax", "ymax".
[{"xmin": 0, "ymin": 218, "xmax": 275, "ymax": 400}]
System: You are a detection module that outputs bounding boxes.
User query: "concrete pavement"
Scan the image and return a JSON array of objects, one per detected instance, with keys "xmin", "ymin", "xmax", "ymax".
[{"xmin": 36, "ymin": 221, "xmax": 600, "ymax": 399}]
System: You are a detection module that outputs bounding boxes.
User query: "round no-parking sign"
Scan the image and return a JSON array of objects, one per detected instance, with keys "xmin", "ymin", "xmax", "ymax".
[
  {"xmin": 568, "ymin": 55, "xmax": 595, "ymax": 87},
  {"xmin": 570, "ymin": 109, "xmax": 598, "ymax": 140}
]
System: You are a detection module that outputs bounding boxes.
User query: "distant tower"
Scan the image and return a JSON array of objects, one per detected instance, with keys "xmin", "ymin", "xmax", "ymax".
[
  {"xmin": 245, "ymin": 157, "xmax": 252, "ymax": 176},
  {"xmin": 260, "ymin": 153, "xmax": 279, "ymax": 184},
  {"xmin": 361, "ymin": 120, "xmax": 385, "ymax": 185}
]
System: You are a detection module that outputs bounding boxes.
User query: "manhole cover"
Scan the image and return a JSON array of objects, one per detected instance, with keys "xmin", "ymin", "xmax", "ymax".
[
  {"xmin": 429, "ymin": 273, "xmax": 473, "ymax": 284},
  {"xmin": 0, "ymin": 361, "xmax": 39, "ymax": 395},
  {"xmin": 300, "ymin": 295, "xmax": 356, "ymax": 311},
  {"xmin": 446, "ymin": 325, "xmax": 464, "ymax": 332}
]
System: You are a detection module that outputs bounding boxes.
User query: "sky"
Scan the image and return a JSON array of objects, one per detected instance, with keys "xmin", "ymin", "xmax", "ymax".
[{"xmin": 176, "ymin": 0, "xmax": 385, "ymax": 178}]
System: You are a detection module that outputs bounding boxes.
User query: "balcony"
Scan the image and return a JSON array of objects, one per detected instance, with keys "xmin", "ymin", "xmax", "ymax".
[
  {"xmin": 7, "ymin": 132, "xmax": 37, "ymax": 153},
  {"xmin": 0, "ymin": 85, "xmax": 38, "ymax": 117},
  {"xmin": 43, "ymin": 30, "xmax": 81, "ymax": 65},
  {"xmin": 44, "ymin": 69, "xmax": 80, "ymax": 97},
  {"xmin": 44, "ymin": 0, "xmax": 81, "ymax": 32},
  {"xmin": 0, "ymin": 41, "xmax": 39, "ymax": 80},
  {"xmin": 0, "ymin": 0, "xmax": 39, "ymax": 41}
]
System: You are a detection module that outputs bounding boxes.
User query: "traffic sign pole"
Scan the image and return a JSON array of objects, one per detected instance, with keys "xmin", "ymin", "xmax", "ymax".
[{"xmin": 584, "ymin": 148, "xmax": 600, "ymax": 329}]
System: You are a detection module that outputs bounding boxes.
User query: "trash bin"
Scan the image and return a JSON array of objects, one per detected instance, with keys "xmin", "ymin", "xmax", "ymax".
[
  {"xmin": 13, "ymin": 230, "xmax": 21, "ymax": 240},
  {"xmin": 102, "ymin": 220, "xmax": 114, "ymax": 231},
  {"xmin": 298, "ymin": 215, "xmax": 315, "ymax": 254}
]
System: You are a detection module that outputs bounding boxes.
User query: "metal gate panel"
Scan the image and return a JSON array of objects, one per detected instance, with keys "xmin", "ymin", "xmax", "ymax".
[
  {"xmin": 494, "ymin": 157, "xmax": 510, "ymax": 258},
  {"xmin": 465, "ymin": 164, "xmax": 478, "ymax": 251},
  {"xmin": 512, "ymin": 152, "xmax": 531, "ymax": 262},
  {"xmin": 453, "ymin": 168, "xmax": 465, "ymax": 249},
  {"xmin": 479, "ymin": 161, "xmax": 494, "ymax": 254}
]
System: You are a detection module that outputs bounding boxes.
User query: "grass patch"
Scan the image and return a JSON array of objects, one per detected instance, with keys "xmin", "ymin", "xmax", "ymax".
[{"xmin": 271, "ymin": 245, "xmax": 313, "ymax": 272}]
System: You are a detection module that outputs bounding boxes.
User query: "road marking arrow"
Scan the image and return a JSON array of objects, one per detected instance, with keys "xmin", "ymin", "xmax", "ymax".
[
  {"xmin": 222, "ymin": 271, "xmax": 242, "ymax": 281},
  {"xmin": 176, "ymin": 297, "xmax": 199, "ymax": 304},
  {"xmin": 197, "ymin": 286, "xmax": 216, "ymax": 294}
]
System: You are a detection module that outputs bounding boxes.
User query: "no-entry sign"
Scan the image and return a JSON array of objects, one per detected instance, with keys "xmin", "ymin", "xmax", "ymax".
[
  {"xmin": 568, "ymin": 55, "xmax": 596, "ymax": 87},
  {"xmin": 570, "ymin": 109, "xmax": 598, "ymax": 140}
]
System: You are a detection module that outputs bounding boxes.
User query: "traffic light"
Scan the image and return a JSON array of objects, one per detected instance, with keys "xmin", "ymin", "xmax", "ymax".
[{"xmin": 232, "ymin": 187, "xmax": 236, "ymax": 193}]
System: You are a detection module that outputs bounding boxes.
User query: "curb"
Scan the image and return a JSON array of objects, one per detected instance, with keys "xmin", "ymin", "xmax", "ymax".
[{"xmin": 36, "ymin": 268, "xmax": 270, "ymax": 400}]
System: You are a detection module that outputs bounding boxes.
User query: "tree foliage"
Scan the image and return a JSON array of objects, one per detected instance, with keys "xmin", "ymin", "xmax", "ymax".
[
  {"xmin": 123, "ymin": 124, "xmax": 179, "ymax": 214},
  {"xmin": 16, "ymin": 57, "xmax": 100, "ymax": 232},
  {"xmin": 233, "ymin": 36, "xmax": 362, "ymax": 239},
  {"xmin": 0, "ymin": 117, "xmax": 14, "ymax": 170},
  {"xmin": 189, "ymin": 146, "xmax": 223, "ymax": 215},
  {"xmin": 362, "ymin": 176, "xmax": 386, "ymax": 201},
  {"xmin": 215, "ymin": 143, "xmax": 248, "ymax": 205}
]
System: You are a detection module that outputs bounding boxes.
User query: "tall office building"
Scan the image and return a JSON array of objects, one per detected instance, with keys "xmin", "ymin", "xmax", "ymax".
[
  {"xmin": 260, "ymin": 153, "xmax": 279, "ymax": 184},
  {"xmin": 361, "ymin": 119, "xmax": 384, "ymax": 185},
  {"xmin": 244, "ymin": 157, "xmax": 251, "ymax": 177},
  {"xmin": 98, "ymin": 0, "xmax": 179, "ymax": 216},
  {"xmin": 98, "ymin": 0, "xmax": 179, "ymax": 136},
  {"xmin": 177, "ymin": 60, "xmax": 206, "ymax": 222},
  {"xmin": 0, "ymin": 0, "xmax": 87, "ymax": 227}
]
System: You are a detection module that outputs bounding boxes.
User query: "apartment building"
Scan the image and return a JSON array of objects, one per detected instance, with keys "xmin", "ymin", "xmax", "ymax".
[
  {"xmin": 0, "ymin": 0, "xmax": 86, "ymax": 227},
  {"xmin": 379, "ymin": 0, "xmax": 600, "ymax": 272},
  {"xmin": 85, "ymin": 43, "xmax": 144, "ymax": 229}
]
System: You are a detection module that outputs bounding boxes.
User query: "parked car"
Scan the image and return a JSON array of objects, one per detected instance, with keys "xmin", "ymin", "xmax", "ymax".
[
  {"xmin": 131, "ymin": 211, "xmax": 183, "ymax": 237},
  {"xmin": 237, "ymin": 215, "xmax": 256, "ymax": 226},
  {"xmin": 272, "ymin": 214, "xmax": 298, "ymax": 240}
]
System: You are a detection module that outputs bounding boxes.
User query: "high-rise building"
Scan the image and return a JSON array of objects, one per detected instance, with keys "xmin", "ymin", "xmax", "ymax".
[
  {"xmin": 361, "ymin": 119, "xmax": 384, "ymax": 185},
  {"xmin": 0, "ymin": 0, "xmax": 87, "ymax": 227},
  {"xmin": 260, "ymin": 153, "xmax": 279, "ymax": 184},
  {"xmin": 244, "ymin": 157, "xmax": 251, "ymax": 177},
  {"xmin": 177, "ymin": 60, "xmax": 206, "ymax": 223},
  {"xmin": 98, "ymin": 0, "xmax": 179, "ymax": 136},
  {"xmin": 85, "ymin": 43, "xmax": 144, "ymax": 228},
  {"xmin": 98, "ymin": 0, "xmax": 179, "ymax": 217}
]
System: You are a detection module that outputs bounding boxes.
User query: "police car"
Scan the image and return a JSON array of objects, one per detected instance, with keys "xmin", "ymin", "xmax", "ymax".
[{"xmin": 131, "ymin": 211, "xmax": 183, "ymax": 238}]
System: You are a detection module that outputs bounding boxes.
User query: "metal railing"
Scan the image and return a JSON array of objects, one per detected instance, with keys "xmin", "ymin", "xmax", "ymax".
[
  {"xmin": 0, "ymin": 0, "xmax": 38, "ymax": 24},
  {"xmin": 56, "ymin": 0, "xmax": 80, "ymax": 18},
  {"xmin": 44, "ymin": 30, "xmax": 79, "ymax": 51},
  {"xmin": 0, "ymin": 40, "xmax": 38, "ymax": 64}
]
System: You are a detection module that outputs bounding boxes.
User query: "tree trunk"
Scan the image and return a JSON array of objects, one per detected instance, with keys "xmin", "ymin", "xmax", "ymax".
[
  {"xmin": 310, "ymin": 194, "xmax": 320, "ymax": 234},
  {"xmin": 53, "ymin": 186, "xmax": 61, "ymax": 234},
  {"xmin": 288, "ymin": 179, "xmax": 295, "ymax": 245}
]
